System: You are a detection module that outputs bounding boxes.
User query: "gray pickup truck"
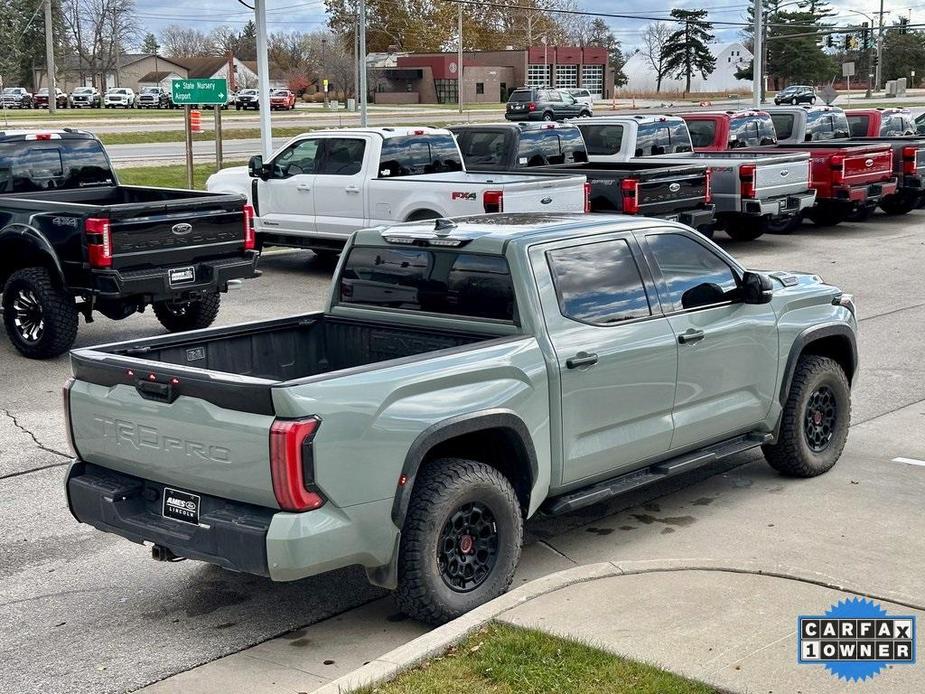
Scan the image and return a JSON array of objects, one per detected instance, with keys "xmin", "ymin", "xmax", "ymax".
[
  {"xmin": 633, "ymin": 151, "xmax": 817, "ymax": 239},
  {"xmin": 64, "ymin": 214, "xmax": 858, "ymax": 624}
]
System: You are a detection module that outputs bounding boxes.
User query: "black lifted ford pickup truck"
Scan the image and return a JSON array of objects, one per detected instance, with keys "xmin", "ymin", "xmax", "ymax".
[
  {"xmin": 451, "ymin": 122, "xmax": 716, "ymax": 235},
  {"xmin": 0, "ymin": 130, "xmax": 258, "ymax": 358}
]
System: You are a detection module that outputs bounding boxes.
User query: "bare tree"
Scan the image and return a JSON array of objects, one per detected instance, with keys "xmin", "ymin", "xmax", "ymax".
[
  {"xmin": 641, "ymin": 22, "xmax": 672, "ymax": 92},
  {"xmin": 60, "ymin": 0, "xmax": 139, "ymax": 89},
  {"xmin": 159, "ymin": 25, "xmax": 218, "ymax": 60}
]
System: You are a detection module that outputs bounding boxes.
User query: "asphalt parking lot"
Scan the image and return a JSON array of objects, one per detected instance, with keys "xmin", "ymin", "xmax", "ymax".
[{"xmin": 2, "ymin": 211, "xmax": 925, "ymax": 693}]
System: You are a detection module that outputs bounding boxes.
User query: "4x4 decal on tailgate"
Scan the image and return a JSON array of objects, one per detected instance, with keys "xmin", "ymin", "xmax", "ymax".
[{"xmin": 451, "ymin": 192, "xmax": 477, "ymax": 200}]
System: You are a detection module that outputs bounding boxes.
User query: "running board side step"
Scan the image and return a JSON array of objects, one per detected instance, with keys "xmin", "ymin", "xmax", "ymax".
[{"xmin": 542, "ymin": 432, "xmax": 772, "ymax": 516}]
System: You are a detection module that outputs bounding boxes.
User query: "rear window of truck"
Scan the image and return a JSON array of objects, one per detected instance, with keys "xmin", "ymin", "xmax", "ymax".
[
  {"xmin": 634, "ymin": 121, "xmax": 693, "ymax": 156},
  {"xmin": 847, "ymin": 115, "xmax": 869, "ymax": 137},
  {"xmin": 516, "ymin": 128, "xmax": 587, "ymax": 166},
  {"xmin": 805, "ymin": 111, "xmax": 849, "ymax": 140},
  {"xmin": 338, "ymin": 247, "xmax": 516, "ymax": 321},
  {"xmin": 685, "ymin": 119, "xmax": 716, "ymax": 148},
  {"xmin": 454, "ymin": 130, "xmax": 513, "ymax": 169},
  {"xmin": 576, "ymin": 124, "xmax": 623, "ymax": 156},
  {"xmin": 770, "ymin": 113, "xmax": 795, "ymax": 140},
  {"xmin": 378, "ymin": 135, "xmax": 464, "ymax": 177},
  {"xmin": 0, "ymin": 139, "xmax": 114, "ymax": 193}
]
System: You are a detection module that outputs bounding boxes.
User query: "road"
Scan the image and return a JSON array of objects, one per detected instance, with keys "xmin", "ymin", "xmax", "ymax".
[{"xmin": 2, "ymin": 212, "xmax": 925, "ymax": 693}]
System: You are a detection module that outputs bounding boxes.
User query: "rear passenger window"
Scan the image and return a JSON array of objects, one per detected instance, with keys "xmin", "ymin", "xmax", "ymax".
[
  {"xmin": 646, "ymin": 233, "xmax": 739, "ymax": 310},
  {"xmin": 547, "ymin": 240, "xmax": 651, "ymax": 325},
  {"xmin": 378, "ymin": 135, "xmax": 463, "ymax": 177}
]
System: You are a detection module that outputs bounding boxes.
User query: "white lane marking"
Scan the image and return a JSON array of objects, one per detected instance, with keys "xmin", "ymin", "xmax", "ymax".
[{"xmin": 892, "ymin": 457, "xmax": 925, "ymax": 467}]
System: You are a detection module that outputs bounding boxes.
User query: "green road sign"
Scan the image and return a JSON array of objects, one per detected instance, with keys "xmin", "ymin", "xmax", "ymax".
[{"xmin": 171, "ymin": 78, "xmax": 229, "ymax": 105}]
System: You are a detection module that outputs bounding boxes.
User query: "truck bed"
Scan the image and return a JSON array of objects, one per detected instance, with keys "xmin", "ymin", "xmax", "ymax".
[{"xmin": 71, "ymin": 313, "xmax": 493, "ymax": 413}]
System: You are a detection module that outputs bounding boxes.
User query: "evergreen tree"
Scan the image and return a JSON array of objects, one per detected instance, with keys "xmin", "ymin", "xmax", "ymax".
[
  {"xmin": 661, "ymin": 9, "xmax": 716, "ymax": 93},
  {"xmin": 586, "ymin": 18, "xmax": 626, "ymax": 86},
  {"xmin": 237, "ymin": 20, "xmax": 257, "ymax": 61},
  {"xmin": 142, "ymin": 32, "xmax": 159, "ymax": 53}
]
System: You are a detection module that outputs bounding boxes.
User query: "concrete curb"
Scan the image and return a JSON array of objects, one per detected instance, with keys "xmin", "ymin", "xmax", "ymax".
[{"xmin": 314, "ymin": 558, "xmax": 925, "ymax": 693}]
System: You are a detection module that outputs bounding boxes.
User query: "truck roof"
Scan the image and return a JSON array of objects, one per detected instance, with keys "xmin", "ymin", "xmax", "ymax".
[
  {"xmin": 450, "ymin": 122, "xmax": 577, "ymax": 132},
  {"xmin": 354, "ymin": 213, "xmax": 665, "ymax": 255},
  {"xmin": 583, "ymin": 114, "xmax": 686, "ymax": 125},
  {"xmin": 0, "ymin": 129, "xmax": 96, "ymax": 142},
  {"xmin": 681, "ymin": 109, "xmax": 769, "ymax": 119},
  {"xmin": 764, "ymin": 105, "xmax": 843, "ymax": 114},
  {"xmin": 844, "ymin": 107, "xmax": 909, "ymax": 115},
  {"xmin": 307, "ymin": 126, "xmax": 454, "ymax": 139}
]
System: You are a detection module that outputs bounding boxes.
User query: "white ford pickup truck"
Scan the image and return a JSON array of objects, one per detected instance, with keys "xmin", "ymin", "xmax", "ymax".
[{"xmin": 206, "ymin": 127, "xmax": 589, "ymax": 255}]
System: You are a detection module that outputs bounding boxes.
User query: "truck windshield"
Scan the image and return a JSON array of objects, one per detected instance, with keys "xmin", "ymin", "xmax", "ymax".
[
  {"xmin": 634, "ymin": 121, "xmax": 693, "ymax": 156},
  {"xmin": 378, "ymin": 135, "xmax": 464, "ymax": 177},
  {"xmin": 0, "ymin": 139, "xmax": 114, "ymax": 193},
  {"xmin": 338, "ymin": 246, "xmax": 516, "ymax": 321}
]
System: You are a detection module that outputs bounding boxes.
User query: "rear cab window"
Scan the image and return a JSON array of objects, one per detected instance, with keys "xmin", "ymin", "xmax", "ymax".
[
  {"xmin": 454, "ymin": 129, "xmax": 513, "ymax": 170},
  {"xmin": 847, "ymin": 115, "xmax": 869, "ymax": 137},
  {"xmin": 634, "ymin": 121, "xmax": 693, "ymax": 156},
  {"xmin": 685, "ymin": 119, "xmax": 717, "ymax": 148},
  {"xmin": 0, "ymin": 138, "xmax": 114, "ymax": 193},
  {"xmin": 805, "ymin": 111, "xmax": 850, "ymax": 141},
  {"xmin": 576, "ymin": 123, "xmax": 624, "ymax": 156},
  {"xmin": 516, "ymin": 129, "xmax": 587, "ymax": 166},
  {"xmin": 338, "ymin": 247, "xmax": 516, "ymax": 321},
  {"xmin": 770, "ymin": 113, "xmax": 795, "ymax": 140},
  {"xmin": 378, "ymin": 135, "xmax": 463, "ymax": 177}
]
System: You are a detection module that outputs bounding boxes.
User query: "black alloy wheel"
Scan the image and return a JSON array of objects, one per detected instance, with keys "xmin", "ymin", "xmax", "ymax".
[
  {"xmin": 804, "ymin": 386, "xmax": 837, "ymax": 452},
  {"xmin": 437, "ymin": 502, "xmax": 499, "ymax": 593}
]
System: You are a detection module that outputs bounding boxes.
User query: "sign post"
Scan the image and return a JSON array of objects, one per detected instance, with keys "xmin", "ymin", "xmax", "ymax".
[
  {"xmin": 842, "ymin": 62, "xmax": 856, "ymax": 103},
  {"xmin": 171, "ymin": 79, "xmax": 229, "ymax": 186}
]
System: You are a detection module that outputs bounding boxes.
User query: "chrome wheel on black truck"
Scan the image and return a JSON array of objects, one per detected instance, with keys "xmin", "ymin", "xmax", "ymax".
[
  {"xmin": 395, "ymin": 458, "xmax": 523, "ymax": 625},
  {"xmin": 2, "ymin": 267, "xmax": 78, "ymax": 359},
  {"xmin": 762, "ymin": 355, "xmax": 850, "ymax": 477}
]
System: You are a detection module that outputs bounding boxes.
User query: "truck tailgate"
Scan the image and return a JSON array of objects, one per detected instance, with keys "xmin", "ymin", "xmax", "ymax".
[
  {"xmin": 636, "ymin": 169, "xmax": 708, "ymax": 216},
  {"xmin": 497, "ymin": 174, "xmax": 587, "ymax": 212},
  {"xmin": 755, "ymin": 157, "xmax": 811, "ymax": 197},
  {"xmin": 68, "ymin": 376, "xmax": 279, "ymax": 509},
  {"xmin": 842, "ymin": 148, "xmax": 894, "ymax": 184}
]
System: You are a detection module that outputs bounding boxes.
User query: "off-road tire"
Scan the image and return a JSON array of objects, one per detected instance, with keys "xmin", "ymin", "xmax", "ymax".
[
  {"xmin": 395, "ymin": 458, "xmax": 523, "ymax": 625},
  {"xmin": 153, "ymin": 293, "xmax": 221, "ymax": 332},
  {"xmin": 725, "ymin": 219, "xmax": 765, "ymax": 241},
  {"xmin": 763, "ymin": 355, "xmax": 850, "ymax": 477},
  {"xmin": 879, "ymin": 193, "xmax": 919, "ymax": 216},
  {"xmin": 2, "ymin": 267, "xmax": 78, "ymax": 359}
]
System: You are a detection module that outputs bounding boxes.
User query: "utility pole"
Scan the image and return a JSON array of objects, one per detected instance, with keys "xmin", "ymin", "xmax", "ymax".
[
  {"xmin": 458, "ymin": 2, "xmax": 464, "ymax": 114},
  {"xmin": 114, "ymin": 13, "xmax": 121, "ymax": 88},
  {"xmin": 875, "ymin": 0, "xmax": 885, "ymax": 91},
  {"xmin": 753, "ymin": 0, "xmax": 763, "ymax": 107},
  {"xmin": 44, "ymin": 0, "xmax": 56, "ymax": 115},
  {"xmin": 359, "ymin": 0, "xmax": 368, "ymax": 126},
  {"xmin": 254, "ymin": 0, "xmax": 272, "ymax": 159},
  {"xmin": 353, "ymin": 14, "xmax": 358, "ymax": 110}
]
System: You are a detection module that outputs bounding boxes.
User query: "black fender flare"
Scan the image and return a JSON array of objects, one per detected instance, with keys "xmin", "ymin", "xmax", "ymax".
[
  {"xmin": 0, "ymin": 224, "xmax": 65, "ymax": 285},
  {"xmin": 778, "ymin": 322, "xmax": 858, "ymax": 406},
  {"xmin": 389, "ymin": 409, "xmax": 539, "ymax": 528}
]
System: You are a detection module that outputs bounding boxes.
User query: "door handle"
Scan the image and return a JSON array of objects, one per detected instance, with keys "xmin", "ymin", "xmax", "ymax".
[
  {"xmin": 296, "ymin": 184, "xmax": 312, "ymax": 192},
  {"xmin": 566, "ymin": 352, "xmax": 599, "ymax": 369},
  {"xmin": 678, "ymin": 329, "xmax": 705, "ymax": 345},
  {"xmin": 344, "ymin": 185, "xmax": 360, "ymax": 194}
]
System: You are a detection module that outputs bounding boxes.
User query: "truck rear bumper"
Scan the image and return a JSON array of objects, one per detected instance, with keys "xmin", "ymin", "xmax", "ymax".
[
  {"xmin": 67, "ymin": 461, "xmax": 273, "ymax": 576},
  {"xmin": 66, "ymin": 460, "xmax": 399, "ymax": 583},
  {"xmin": 741, "ymin": 191, "xmax": 816, "ymax": 218},
  {"xmin": 660, "ymin": 204, "xmax": 715, "ymax": 229},
  {"xmin": 833, "ymin": 179, "xmax": 898, "ymax": 203},
  {"xmin": 90, "ymin": 252, "xmax": 259, "ymax": 301}
]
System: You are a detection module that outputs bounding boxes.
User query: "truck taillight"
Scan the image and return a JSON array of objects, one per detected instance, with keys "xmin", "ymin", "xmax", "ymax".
[
  {"xmin": 739, "ymin": 163, "xmax": 756, "ymax": 199},
  {"xmin": 269, "ymin": 417, "xmax": 325, "ymax": 512},
  {"xmin": 830, "ymin": 155, "xmax": 845, "ymax": 186},
  {"xmin": 902, "ymin": 146, "xmax": 918, "ymax": 175},
  {"xmin": 243, "ymin": 203, "xmax": 256, "ymax": 250},
  {"xmin": 620, "ymin": 178, "xmax": 640, "ymax": 214},
  {"xmin": 584, "ymin": 182, "xmax": 591, "ymax": 213},
  {"xmin": 62, "ymin": 378, "xmax": 78, "ymax": 457},
  {"xmin": 528, "ymin": 102, "xmax": 536, "ymax": 112},
  {"xmin": 85, "ymin": 217, "xmax": 112, "ymax": 268},
  {"xmin": 704, "ymin": 168, "xmax": 713, "ymax": 203},
  {"xmin": 483, "ymin": 190, "xmax": 504, "ymax": 213}
]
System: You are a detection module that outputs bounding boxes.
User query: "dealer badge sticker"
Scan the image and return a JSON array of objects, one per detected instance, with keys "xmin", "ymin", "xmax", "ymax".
[{"xmin": 798, "ymin": 597, "xmax": 916, "ymax": 682}]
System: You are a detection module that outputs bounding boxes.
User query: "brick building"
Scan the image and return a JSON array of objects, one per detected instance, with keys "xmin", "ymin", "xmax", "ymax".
[{"xmin": 371, "ymin": 46, "xmax": 612, "ymax": 105}]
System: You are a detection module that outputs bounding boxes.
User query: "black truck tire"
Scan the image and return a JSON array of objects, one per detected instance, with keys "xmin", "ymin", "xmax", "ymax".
[
  {"xmin": 2, "ymin": 267, "xmax": 78, "ymax": 359},
  {"xmin": 846, "ymin": 204, "xmax": 874, "ymax": 222},
  {"xmin": 879, "ymin": 193, "xmax": 919, "ymax": 216},
  {"xmin": 395, "ymin": 458, "xmax": 523, "ymax": 625},
  {"xmin": 153, "ymin": 293, "xmax": 221, "ymax": 332},
  {"xmin": 762, "ymin": 355, "xmax": 850, "ymax": 478},
  {"xmin": 725, "ymin": 219, "xmax": 766, "ymax": 241}
]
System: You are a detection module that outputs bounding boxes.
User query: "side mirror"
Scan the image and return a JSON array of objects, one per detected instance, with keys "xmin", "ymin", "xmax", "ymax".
[
  {"xmin": 742, "ymin": 271, "xmax": 774, "ymax": 304},
  {"xmin": 248, "ymin": 155, "xmax": 266, "ymax": 179},
  {"xmin": 681, "ymin": 282, "xmax": 726, "ymax": 309}
]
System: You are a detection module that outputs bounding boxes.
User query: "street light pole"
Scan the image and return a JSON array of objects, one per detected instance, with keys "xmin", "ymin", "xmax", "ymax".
[
  {"xmin": 752, "ymin": 0, "xmax": 762, "ymax": 107},
  {"xmin": 44, "ymin": 0, "xmax": 56, "ymax": 115},
  {"xmin": 458, "ymin": 3, "xmax": 463, "ymax": 114},
  {"xmin": 358, "ymin": 0, "xmax": 368, "ymax": 126},
  {"xmin": 875, "ymin": 0, "xmax": 885, "ymax": 91},
  {"xmin": 254, "ymin": 0, "xmax": 273, "ymax": 159}
]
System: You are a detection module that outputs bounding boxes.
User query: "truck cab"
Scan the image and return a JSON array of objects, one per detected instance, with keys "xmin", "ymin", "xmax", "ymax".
[
  {"xmin": 764, "ymin": 105, "xmax": 851, "ymax": 144},
  {"xmin": 571, "ymin": 115, "xmax": 694, "ymax": 163},
  {"xmin": 846, "ymin": 108, "xmax": 917, "ymax": 137},
  {"xmin": 679, "ymin": 111, "xmax": 778, "ymax": 151}
]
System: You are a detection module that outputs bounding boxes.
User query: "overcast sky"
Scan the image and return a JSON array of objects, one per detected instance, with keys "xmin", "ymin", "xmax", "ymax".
[{"xmin": 136, "ymin": 0, "xmax": 922, "ymax": 53}]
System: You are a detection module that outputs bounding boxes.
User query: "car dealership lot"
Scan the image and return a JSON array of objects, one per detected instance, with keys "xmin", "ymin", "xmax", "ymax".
[{"xmin": 1, "ymin": 211, "xmax": 924, "ymax": 693}]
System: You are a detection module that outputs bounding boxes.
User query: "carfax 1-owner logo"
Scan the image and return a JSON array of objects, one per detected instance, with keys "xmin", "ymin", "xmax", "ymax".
[{"xmin": 798, "ymin": 597, "xmax": 916, "ymax": 682}]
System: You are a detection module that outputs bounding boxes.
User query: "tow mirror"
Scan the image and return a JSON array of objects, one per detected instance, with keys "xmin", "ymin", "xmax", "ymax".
[
  {"xmin": 248, "ymin": 155, "xmax": 268, "ymax": 179},
  {"xmin": 742, "ymin": 271, "xmax": 774, "ymax": 304}
]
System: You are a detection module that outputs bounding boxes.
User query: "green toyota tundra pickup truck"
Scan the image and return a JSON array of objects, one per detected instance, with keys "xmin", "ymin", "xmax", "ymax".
[{"xmin": 64, "ymin": 213, "xmax": 858, "ymax": 624}]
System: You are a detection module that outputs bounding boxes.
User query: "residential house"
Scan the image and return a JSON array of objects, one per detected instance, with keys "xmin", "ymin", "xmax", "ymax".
[{"xmin": 621, "ymin": 42, "xmax": 753, "ymax": 94}]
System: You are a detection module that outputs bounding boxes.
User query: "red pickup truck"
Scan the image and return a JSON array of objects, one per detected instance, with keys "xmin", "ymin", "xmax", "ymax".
[
  {"xmin": 680, "ymin": 108, "xmax": 898, "ymax": 226},
  {"xmin": 846, "ymin": 108, "xmax": 917, "ymax": 137},
  {"xmin": 683, "ymin": 110, "xmax": 778, "ymax": 151}
]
